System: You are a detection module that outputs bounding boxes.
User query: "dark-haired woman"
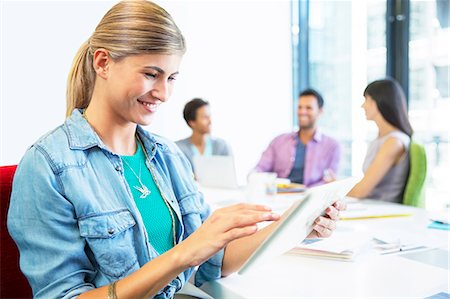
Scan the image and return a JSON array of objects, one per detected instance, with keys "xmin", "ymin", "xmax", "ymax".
[{"xmin": 348, "ymin": 78, "xmax": 413, "ymax": 202}]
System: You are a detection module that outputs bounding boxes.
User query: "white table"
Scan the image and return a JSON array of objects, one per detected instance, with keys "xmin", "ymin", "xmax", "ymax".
[{"xmin": 198, "ymin": 186, "xmax": 450, "ymax": 298}]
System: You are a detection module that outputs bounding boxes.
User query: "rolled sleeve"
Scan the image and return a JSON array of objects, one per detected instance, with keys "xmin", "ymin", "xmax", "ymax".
[{"xmin": 194, "ymin": 248, "xmax": 225, "ymax": 287}]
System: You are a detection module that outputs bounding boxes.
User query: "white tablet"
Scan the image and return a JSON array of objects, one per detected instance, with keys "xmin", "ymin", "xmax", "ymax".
[{"xmin": 238, "ymin": 177, "xmax": 358, "ymax": 275}]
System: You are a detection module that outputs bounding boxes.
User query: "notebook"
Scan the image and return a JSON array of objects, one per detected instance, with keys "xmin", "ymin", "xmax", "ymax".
[
  {"xmin": 288, "ymin": 232, "xmax": 372, "ymax": 261},
  {"xmin": 238, "ymin": 177, "xmax": 359, "ymax": 275},
  {"xmin": 193, "ymin": 155, "xmax": 239, "ymax": 189}
]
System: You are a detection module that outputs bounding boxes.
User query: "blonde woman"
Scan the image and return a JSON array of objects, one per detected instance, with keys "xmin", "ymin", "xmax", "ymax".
[{"xmin": 7, "ymin": 1, "xmax": 343, "ymax": 298}]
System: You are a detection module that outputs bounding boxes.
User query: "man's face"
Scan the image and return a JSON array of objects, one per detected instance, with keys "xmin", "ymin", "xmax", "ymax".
[
  {"xmin": 297, "ymin": 95, "xmax": 322, "ymax": 129},
  {"xmin": 189, "ymin": 105, "xmax": 212, "ymax": 134}
]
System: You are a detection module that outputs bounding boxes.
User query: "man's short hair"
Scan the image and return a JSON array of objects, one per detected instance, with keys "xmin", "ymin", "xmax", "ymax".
[
  {"xmin": 183, "ymin": 98, "xmax": 209, "ymax": 126},
  {"xmin": 299, "ymin": 88, "xmax": 324, "ymax": 108}
]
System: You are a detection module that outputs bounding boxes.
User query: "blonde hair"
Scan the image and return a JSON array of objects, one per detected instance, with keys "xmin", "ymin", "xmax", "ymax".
[{"xmin": 66, "ymin": 1, "xmax": 186, "ymax": 117}]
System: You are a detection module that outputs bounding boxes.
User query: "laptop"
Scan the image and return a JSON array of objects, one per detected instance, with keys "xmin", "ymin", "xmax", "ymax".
[
  {"xmin": 238, "ymin": 177, "xmax": 359, "ymax": 275},
  {"xmin": 193, "ymin": 155, "xmax": 239, "ymax": 189}
]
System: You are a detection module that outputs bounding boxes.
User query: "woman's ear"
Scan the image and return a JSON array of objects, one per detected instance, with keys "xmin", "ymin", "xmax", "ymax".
[{"xmin": 92, "ymin": 48, "xmax": 111, "ymax": 79}]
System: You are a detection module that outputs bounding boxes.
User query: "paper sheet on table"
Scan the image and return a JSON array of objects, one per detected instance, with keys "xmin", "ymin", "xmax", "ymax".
[
  {"xmin": 372, "ymin": 228, "xmax": 428, "ymax": 250},
  {"xmin": 340, "ymin": 203, "xmax": 414, "ymax": 220}
]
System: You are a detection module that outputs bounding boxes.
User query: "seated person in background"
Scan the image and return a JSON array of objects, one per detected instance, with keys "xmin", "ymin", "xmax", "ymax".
[
  {"xmin": 176, "ymin": 98, "xmax": 231, "ymax": 170},
  {"xmin": 347, "ymin": 78, "xmax": 412, "ymax": 202},
  {"xmin": 254, "ymin": 89, "xmax": 341, "ymax": 187}
]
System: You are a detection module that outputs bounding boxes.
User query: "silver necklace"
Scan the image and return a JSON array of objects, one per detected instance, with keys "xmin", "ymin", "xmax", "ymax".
[{"xmin": 122, "ymin": 159, "xmax": 151, "ymax": 199}]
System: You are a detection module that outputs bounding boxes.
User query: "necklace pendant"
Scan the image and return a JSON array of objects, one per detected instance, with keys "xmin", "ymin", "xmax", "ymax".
[{"xmin": 134, "ymin": 184, "xmax": 151, "ymax": 199}]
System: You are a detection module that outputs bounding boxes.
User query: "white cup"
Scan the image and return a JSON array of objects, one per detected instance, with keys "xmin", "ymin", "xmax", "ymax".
[{"xmin": 246, "ymin": 172, "xmax": 277, "ymax": 202}]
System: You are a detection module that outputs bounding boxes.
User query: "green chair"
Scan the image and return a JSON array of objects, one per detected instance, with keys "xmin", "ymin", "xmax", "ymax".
[{"xmin": 403, "ymin": 141, "xmax": 427, "ymax": 208}]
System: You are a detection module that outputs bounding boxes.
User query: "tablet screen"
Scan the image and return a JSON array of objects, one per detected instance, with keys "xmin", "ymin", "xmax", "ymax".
[{"xmin": 238, "ymin": 177, "xmax": 358, "ymax": 275}]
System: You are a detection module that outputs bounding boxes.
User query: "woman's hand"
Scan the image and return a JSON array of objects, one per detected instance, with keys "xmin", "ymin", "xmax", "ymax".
[
  {"xmin": 307, "ymin": 200, "xmax": 346, "ymax": 238},
  {"xmin": 175, "ymin": 203, "xmax": 280, "ymax": 268}
]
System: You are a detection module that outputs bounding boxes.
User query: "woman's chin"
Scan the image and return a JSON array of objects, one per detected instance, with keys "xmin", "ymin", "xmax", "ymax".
[{"xmin": 135, "ymin": 115, "xmax": 156, "ymax": 126}]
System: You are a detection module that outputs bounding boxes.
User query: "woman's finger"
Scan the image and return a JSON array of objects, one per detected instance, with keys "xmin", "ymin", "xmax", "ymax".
[
  {"xmin": 219, "ymin": 203, "xmax": 273, "ymax": 213},
  {"xmin": 315, "ymin": 216, "xmax": 336, "ymax": 229},
  {"xmin": 324, "ymin": 205, "xmax": 340, "ymax": 220},
  {"xmin": 224, "ymin": 225, "xmax": 260, "ymax": 242},
  {"xmin": 315, "ymin": 216, "xmax": 336, "ymax": 231},
  {"xmin": 312, "ymin": 224, "xmax": 332, "ymax": 238},
  {"xmin": 333, "ymin": 200, "xmax": 347, "ymax": 211},
  {"xmin": 226, "ymin": 211, "xmax": 280, "ymax": 229},
  {"xmin": 209, "ymin": 209, "xmax": 280, "ymax": 232}
]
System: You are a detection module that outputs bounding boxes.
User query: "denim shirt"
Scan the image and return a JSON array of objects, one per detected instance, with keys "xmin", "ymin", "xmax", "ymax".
[{"xmin": 7, "ymin": 109, "xmax": 224, "ymax": 299}]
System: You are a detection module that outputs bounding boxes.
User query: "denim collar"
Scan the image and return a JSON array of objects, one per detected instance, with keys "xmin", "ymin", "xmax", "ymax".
[{"xmin": 65, "ymin": 109, "xmax": 165, "ymax": 160}]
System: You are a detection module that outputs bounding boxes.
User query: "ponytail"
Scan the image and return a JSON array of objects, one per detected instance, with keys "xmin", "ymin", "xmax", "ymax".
[
  {"xmin": 66, "ymin": 40, "xmax": 96, "ymax": 117},
  {"xmin": 65, "ymin": 1, "xmax": 186, "ymax": 117}
]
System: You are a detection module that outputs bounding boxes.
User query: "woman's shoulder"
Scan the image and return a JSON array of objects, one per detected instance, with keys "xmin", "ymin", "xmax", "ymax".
[
  {"xmin": 28, "ymin": 125, "xmax": 70, "ymax": 157},
  {"xmin": 18, "ymin": 124, "xmax": 74, "ymax": 174},
  {"xmin": 384, "ymin": 131, "xmax": 410, "ymax": 149},
  {"xmin": 378, "ymin": 132, "xmax": 409, "ymax": 158},
  {"xmin": 388, "ymin": 130, "xmax": 410, "ymax": 143}
]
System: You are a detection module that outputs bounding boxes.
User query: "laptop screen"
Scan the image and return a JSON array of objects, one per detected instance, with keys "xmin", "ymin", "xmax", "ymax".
[{"xmin": 193, "ymin": 155, "xmax": 239, "ymax": 189}]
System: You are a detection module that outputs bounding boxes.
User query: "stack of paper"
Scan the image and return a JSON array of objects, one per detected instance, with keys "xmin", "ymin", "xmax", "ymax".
[{"xmin": 288, "ymin": 233, "xmax": 372, "ymax": 261}]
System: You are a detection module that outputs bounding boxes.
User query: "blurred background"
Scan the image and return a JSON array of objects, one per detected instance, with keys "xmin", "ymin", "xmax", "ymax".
[{"xmin": 1, "ymin": 0, "xmax": 448, "ymax": 210}]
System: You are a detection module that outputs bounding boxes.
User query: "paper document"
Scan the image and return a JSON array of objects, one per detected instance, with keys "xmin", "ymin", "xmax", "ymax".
[
  {"xmin": 289, "ymin": 232, "xmax": 372, "ymax": 261},
  {"xmin": 371, "ymin": 229, "xmax": 428, "ymax": 254},
  {"xmin": 340, "ymin": 202, "xmax": 414, "ymax": 220}
]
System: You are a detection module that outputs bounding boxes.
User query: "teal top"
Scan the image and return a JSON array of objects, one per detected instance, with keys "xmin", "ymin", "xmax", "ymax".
[{"xmin": 121, "ymin": 140, "xmax": 179, "ymax": 254}]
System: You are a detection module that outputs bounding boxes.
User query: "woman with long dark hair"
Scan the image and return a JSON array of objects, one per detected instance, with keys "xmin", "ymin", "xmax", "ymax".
[{"xmin": 348, "ymin": 78, "xmax": 413, "ymax": 202}]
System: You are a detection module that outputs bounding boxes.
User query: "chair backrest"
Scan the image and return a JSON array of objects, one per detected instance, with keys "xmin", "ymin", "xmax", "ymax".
[
  {"xmin": 403, "ymin": 142, "xmax": 427, "ymax": 208},
  {"xmin": 0, "ymin": 165, "xmax": 33, "ymax": 298}
]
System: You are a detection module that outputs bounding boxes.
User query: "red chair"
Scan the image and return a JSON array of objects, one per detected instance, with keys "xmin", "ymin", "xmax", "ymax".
[{"xmin": 1, "ymin": 165, "xmax": 33, "ymax": 298}]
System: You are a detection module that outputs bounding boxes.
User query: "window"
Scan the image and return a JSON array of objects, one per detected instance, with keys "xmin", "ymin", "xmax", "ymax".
[
  {"xmin": 294, "ymin": 0, "xmax": 387, "ymax": 178},
  {"xmin": 409, "ymin": 0, "xmax": 450, "ymax": 210},
  {"xmin": 292, "ymin": 0, "xmax": 449, "ymax": 209}
]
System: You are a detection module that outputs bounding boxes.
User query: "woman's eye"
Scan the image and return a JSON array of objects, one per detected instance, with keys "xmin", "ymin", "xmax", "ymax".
[
  {"xmin": 168, "ymin": 76, "xmax": 177, "ymax": 81},
  {"xmin": 145, "ymin": 73, "xmax": 157, "ymax": 78}
]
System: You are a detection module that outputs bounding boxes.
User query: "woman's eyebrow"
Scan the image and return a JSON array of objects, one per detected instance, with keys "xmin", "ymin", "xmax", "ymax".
[
  {"xmin": 143, "ymin": 66, "xmax": 179, "ymax": 76},
  {"xmin": 144, "ymin": 66, "xmax": 164, "ymax": 73}
]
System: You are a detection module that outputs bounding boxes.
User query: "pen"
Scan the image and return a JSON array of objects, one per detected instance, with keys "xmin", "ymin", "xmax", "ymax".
[
  {"xmin": 381, "ymin": 245, "xmax": 427, "ymax": 255},
  {"xmin": 341, "ymin": 213, "xmax": 412, "ymax": 220}
]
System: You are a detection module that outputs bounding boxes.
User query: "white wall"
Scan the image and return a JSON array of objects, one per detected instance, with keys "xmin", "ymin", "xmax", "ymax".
[{"xmin": 0, "ymin": 0, "xmax": 293, "ymax": 183}]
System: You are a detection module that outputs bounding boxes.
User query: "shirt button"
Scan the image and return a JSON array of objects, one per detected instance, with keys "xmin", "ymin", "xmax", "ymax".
[
  {"xmin": 108, "ymin": 228, "xmax": 115, "ymax": 235},
  {"xmin": 115, "ymin": 165, "xmax": 121, "ymax": 172}
]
